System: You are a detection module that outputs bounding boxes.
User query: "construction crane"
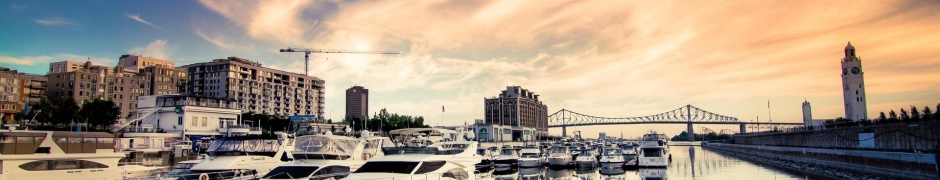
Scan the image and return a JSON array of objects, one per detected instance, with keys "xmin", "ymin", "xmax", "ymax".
[{"xmin": 279, "ymin": 48, "xmax": 401, "ymax": 76}]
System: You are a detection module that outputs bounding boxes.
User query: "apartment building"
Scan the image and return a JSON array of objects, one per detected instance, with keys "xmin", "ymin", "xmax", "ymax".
[
  {"xmin": 46, "ymin": 60, "xmax": 148, "ymax": 118},
  {"xmin": 140, "ymin": 66, "xmax": 187, "ymax": 95},
  {"xmin": 483, "ymin": 86, "xmax": 548, "ymax": 141},
  {"xmin": 0, "ymin": 68, "xmax": 47, "ymax": 122},
  {"xmin": 181, "ymin": 57, "xmax": 325, "ymax": 118},
  {"xmin": 345, "ymin": 86, "xmax": 368, "ymax": 120},
  {"xmin": 118, "ymin": 54, "xmax": 175, "ymax": 73}
]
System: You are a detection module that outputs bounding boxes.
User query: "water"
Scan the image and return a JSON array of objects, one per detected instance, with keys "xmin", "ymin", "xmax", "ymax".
[{"xmin": 480, "ymin": 146, "xmax": 807, "ymax": 180}]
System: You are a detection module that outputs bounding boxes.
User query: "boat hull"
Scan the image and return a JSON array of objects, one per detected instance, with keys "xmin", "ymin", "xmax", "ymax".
[{"xmin": 517, "ymin": 159, "xmax": 542, "ymax": 167}]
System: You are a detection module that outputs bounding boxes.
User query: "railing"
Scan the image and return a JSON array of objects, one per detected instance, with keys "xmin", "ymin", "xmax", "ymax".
[{"xmin": 112, "ymin": 108, "xmax": 159, "ymax": 132}]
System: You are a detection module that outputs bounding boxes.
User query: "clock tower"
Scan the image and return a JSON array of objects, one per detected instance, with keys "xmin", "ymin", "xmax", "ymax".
[{"xmin": 841, "ymin": 42, "xmax": 868, "ymax": 121}]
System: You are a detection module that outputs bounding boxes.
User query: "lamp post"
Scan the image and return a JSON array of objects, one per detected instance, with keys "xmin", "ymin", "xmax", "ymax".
[{"xmin": 330, "ymin": 109, "xmax": 335, "ymax": 123}]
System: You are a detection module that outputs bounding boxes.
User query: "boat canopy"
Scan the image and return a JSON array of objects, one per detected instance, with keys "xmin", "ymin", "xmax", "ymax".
[
  {"xmin": 206, "ymin": 137, "xmax": 281, "ymax": 156},
  {"xmin": 293, "ymin": 135, "xmax": 359, "ymax": 160},
  {"xmin": 389, "ymin": 128, "xmax": 458, "ymax": 136}
]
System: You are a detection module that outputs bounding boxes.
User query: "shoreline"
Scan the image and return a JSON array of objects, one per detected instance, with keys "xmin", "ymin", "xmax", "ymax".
[{"xmin": 703, "ymin": 145, "xmax": 896, "ymax": 180}]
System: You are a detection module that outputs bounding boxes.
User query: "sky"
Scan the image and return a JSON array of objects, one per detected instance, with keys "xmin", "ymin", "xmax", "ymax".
[{"xmin": 1, "ymin": 0, "xmax": 939, "ymax": 138}]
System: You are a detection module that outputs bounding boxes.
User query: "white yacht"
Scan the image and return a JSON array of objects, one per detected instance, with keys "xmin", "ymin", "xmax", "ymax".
[
  {"xmin": 474, "ymin": 148, "xmax": 494, "ymax": 170},
  {"xmin": 492, "ymin": 148, "xmax": 519, "ymax": 169},
  {"xmin": 183, "ymin": 133, "xmax": 295, "ymax": 180},
  {"xmin": 259, "ymin": 134, "xmax": 392, "ymax": 180},
  {"xmin": 637, "ymin": 132, "xmax": 670, "ymax": 168},
  {"xmin": 598, "ymin": 148, "xmax": 624, "ymax": 169},
  {"xmin": 343, "ymin": 140, "xmax": 481, "ymax": 180},
  {"xmin": 517, "ymin": 148, "xmax": 542, "ymax": 167},
  {"xmin": 574, "ymin": 148, "xmax": 597, "ymax": 167},
  {"xmin": 546, "ymin": 146, "xmax": 573, "ymax": 166},
  {"xmin": 0, "ymin": 130, "xmax": 125, "ymax": 180},
  {"xmin": 160, "ymin": 159, "xmax": 202, "ymax": 180},
  {"xmin": 619, "ymin": 143, "xmax": 639, "ymax": 168}
]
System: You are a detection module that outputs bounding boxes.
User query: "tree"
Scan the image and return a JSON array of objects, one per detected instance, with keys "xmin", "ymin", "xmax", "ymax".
[
  {"xmin": 888, "ymin": 110, "xmax": 898, "ymax": 121},
  {"xmin": 910, "ymin": 106, "xmax": 921, "ymax": 121},
  {"xmin": 53, "ymin": 97, "xmax": 80, "ymax": 126},
  {"xmin": 877, "ymin": 112, "xmax": 887, "ymax": 123},
  {"xmin": 923, "ymin": 106, "xmax": 933, "ymax": 121},
  {"xmin": 23, "ymin": 97, "xmax": 57, "ymax": 126},
  {"xmin": 899, "ymin": 108, "xmax": 910, "ymax": 121},
  {"xmin": 77, "ymin": 99, "xmax": 120, "ymax": 130}
]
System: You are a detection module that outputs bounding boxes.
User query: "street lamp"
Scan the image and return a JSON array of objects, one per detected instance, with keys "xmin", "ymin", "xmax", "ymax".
[{"xmin": 330, "ymin": 109, "xmax": 335, "ymax": 123}]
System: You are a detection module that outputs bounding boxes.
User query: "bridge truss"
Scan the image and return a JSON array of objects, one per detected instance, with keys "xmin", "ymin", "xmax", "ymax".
[{"xmin": 547, "ymin": 104, "xmax": 802, "ymax": 140}]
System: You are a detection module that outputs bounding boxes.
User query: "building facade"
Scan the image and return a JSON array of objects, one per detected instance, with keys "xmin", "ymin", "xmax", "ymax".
[
  {"xmin": 0, "ymin": 68, "xmax": 47, "ymax": 123},
  {"xmin": 118, "ymin": 54, "xmax": 175, "ymax": 73},
  {"xmin": 181, "ymin": 57, "xmax": 325, "ymax": 118},
  {"xmin": 140, "ymin": 66, "xmax": 187, "ymax": 95},
  {"xmin": 124, "ymin": 94, "xmax": 259, "ymax": 137},
  {"xmin": 483, "ymin": 86, "xmax": 548, "ymax": 141},
  {"xmin": 345, "ymin": 86, "xmax": 368, "ymax": 120},
  {"xmin": 46, "ymin": 60, "xmax": 148, "ymax": 118},
  {"xmin": 802, "ymin": 100, "xmax": 812, "ymax": 126},
  {"xmin": 841, "ymin": 42, "xmax": 868, "ymax": 121}
]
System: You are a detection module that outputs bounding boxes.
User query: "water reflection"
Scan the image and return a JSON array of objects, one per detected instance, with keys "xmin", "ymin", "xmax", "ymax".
[{"xmin": 477, "ymin": 146, "xmax": 808, "ymax": 179}]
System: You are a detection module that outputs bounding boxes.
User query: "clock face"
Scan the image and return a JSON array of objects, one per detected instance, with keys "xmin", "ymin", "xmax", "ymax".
[
  {"xmin": 851, "ymin": 67, "xmax": 860, "ymax": 74},
  {"xmin": 842, "ymin": 68, "xmax": 848, "ymax": 75}
]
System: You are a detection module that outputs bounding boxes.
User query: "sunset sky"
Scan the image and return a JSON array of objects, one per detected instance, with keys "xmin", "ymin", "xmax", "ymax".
[{"xmin": 1, "ymin": 0, "xmax": 939, "ymax": 138}]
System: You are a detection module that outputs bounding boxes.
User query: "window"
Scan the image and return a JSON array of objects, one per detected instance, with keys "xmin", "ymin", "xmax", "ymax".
[
  {"xmin": 178, "ymin": 116, "xmax": 183, "ymax": 125},
  {"xmin": 413, "ymin": 161, "xmax": 446, "ymax": 174},
  {"xmin": 191, "ymin": 117, "xmax": 198, "ymax": 126},
  {"xmin": 263, "ymin": 166, "xmax": 320, "ymax": 179},
  {"xmin": 202, "ymin": 117, "xmax": 208, "ymax": 127},
  {"xmin": 354, "ymin": 161, "xmax": 419, "ymax": 174}
]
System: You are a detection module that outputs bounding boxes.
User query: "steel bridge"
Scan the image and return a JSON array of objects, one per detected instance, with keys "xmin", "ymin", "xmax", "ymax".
[{"xmin": 548, "ymin": 104, "xmax": 802, "ymax": 141}]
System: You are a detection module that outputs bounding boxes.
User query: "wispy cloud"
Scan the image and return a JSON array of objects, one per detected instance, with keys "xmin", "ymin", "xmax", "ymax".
[
  {"xmin": 34, "ymin": 18, "xmax": 75, "ymax": 26},
  {"xmin": 128, "ymin": 40, "xmax": 173, "ymax": 59},
  {"xmin": 197, "ymin": 0, "xmax": 940, "ymax": 137},
  {"xmin": 126, "ymin": 14, "xmax": 162, "ymax": 30},
  {"xmin": 0, "ymin": 54, "xmax": 112, "ymax": 67}
]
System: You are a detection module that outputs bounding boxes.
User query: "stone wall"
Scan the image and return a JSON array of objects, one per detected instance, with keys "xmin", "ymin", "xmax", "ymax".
[
  {"xmin": 734, "ymin": 121, "xmax": 940, "ymax": 152},
  {"xmin": 705, "ymin": 143, "xmax": 939, "ymax": 180}
]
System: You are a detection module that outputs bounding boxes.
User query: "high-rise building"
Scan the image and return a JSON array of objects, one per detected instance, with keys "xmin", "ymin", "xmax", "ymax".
[
  {"xmin": 841, "ymin": 42, "xmax": 868, "ymax": 121},
  {"xmin": 345, "ymin": 86, "xmax": 369, "ymax": 120},
  {"xmin": 46, "ymin": 60, "xmax": 148, "ymax": 118},
  {"xmin": 139, "ymin": 66, "xmax": 187, "ymax": 95},
  {"xmin": 0, "ymin": 68, "xmax": 47, "ymax": 123},
  {"xmin": 181, "ymin": 57, "xmax": 325, "ymax": 118},
  {"xmin": 802, "ymin": 100, "xmax": 813, "ymax": 125},
  {"xmin": 482, "ymin": 86, "xmax": 548, "ymax": 141},
  {"xmin": 117, "ymin": 54, "xmax": 175, "ymax": 73}
]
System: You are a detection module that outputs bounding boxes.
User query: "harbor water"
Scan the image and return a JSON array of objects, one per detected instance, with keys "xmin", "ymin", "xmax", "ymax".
[{"xmin": 480, "ymin": 146, "xmax": 807, "ymax": 180}]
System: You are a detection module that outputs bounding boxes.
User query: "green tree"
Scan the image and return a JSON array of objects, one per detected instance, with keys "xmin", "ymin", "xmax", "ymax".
[
  {"xmin": 888, "ymin": 110, "xmax": 898, "ymax": 121},
  {"xmin": 77, "ymin": 99, "xmax": 120, "ymax": 130},
  {"xmin": 921, "ymin": 106, "xmax": 932, "ymax": 121},
  {"xmin": 910, "ymin": 106, "xmax": 921, "ymax": 121},
  {"xmin": 53, "ymin": 97, "xmax": 80, "ymax": 126},
  {"xmin": 877, "ymin": 112, "xmax": 887, "ymax": 122},
  {"xmin": 23, "ymin": 97, "xmax": 57, "ymax": 126},
  {"xmin": 900, "ymin": 108, "xmax": 910, "ymax": 121}
]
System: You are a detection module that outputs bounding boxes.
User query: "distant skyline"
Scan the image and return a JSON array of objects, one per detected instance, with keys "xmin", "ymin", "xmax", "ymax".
[{"xmin": 2, "ymin": 0, "xmax": 939, "ymax": 138}]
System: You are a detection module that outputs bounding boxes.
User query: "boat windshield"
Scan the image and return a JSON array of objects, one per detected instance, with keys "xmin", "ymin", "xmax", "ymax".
[
  {"xmin": 605, "ymin": 149, "xmax": 622, "ymax": 156},
  {"xmin": 293, "ymin": 136, "xmax": 358, "ymax": 160},
  {"xmin": 206, "ymin": 138, "xmax": 281, "ymax": 156},
  {"xmin": 642, "ymin": 148, "xmax": 663, "ymax": 157},
  {"xmin": 500, "ymin": 149, "xmax": 516, "ymax": 156},
  {"xmin": 550, "ymin": 147, "xmax": 568, "ymax": 154},
  {"xmin": 263, "ymin": 166, "xmax": 319, "ymax": 179},
  {"xmin": 521, "ymin": 153, "xmax": 539, "ymax": 158},
  {"xmin": 477, "ymin": 149, "xmax": 487, "ymax": 155},
  {"xmin": 578, "ymin": 150, "xmax": 594, "ymax": 156}
]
